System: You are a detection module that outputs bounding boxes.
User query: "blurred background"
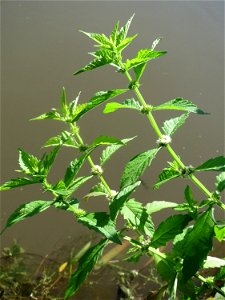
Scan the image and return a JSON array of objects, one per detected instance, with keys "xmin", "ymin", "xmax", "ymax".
[{"xmin": 1, "ymin": 1, "xmax": 224, "ymax": 255}]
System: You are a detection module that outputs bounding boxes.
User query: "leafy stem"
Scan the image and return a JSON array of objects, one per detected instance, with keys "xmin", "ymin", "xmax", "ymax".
[
  {"xmin": 70, "ymin": 124, "xmax": 113, "ymax": 197},
  {"xmin": 119, "ymin": 61, "xmax": 213, "ymax": 199}
]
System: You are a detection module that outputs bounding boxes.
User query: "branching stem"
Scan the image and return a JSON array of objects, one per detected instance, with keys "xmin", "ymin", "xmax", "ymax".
[{"xmin": 70, "ymin": 124, "xmax": 113, "ymax": 197}]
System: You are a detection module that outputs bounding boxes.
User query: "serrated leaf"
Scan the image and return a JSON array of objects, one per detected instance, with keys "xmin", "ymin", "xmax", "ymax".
[
  {"xmin": 203, "ymin": 256, "xmax": 225, "ymax": 269},
  {"xmin": 18, "ymin": 149, "xmax": 40, "ymax": 175},
  {"xmin": 117, "ymin": 35, "xmax": 137, "ymax": 52},
  {"xmin": 154, "ymin": 168, "xmax": 180, "ymax": 189},
  {"xmin": 110, "ymin": 21, "xmax": 119, "ymax": 43},
  {"xmin": 90, "ymin": 136, "xmax": 124, "ymax": 149},
  {"xmin": 181, "ymin": 209, "xmax": 215, "ymax": 281},
  {"xmin": 153, "ymin": 98, "xmax": 207, "ymax": 114},
  {"xmin": 195, "ymin": 156, "xmax": 225, "ymax": 172},
  {"xmin": 103, "ymin": 98, "xmax": 141, "ymax": 114},
  {"xmin": 162, "ymin": 113, "xmax": 189, "ymax": 136},
  {"xmin": 65, "ymin": 239, "xmax": 107, "ymax": 299},
  {"xmin": 44, "ymin": 131, "xmax": 78, "ymax": 148},
  {"xmin": 120, "ymin": 148, "xmax": 160, "ymax": 189},
  {"xmin": 121, "ymin": 199, "xmax": 154, "ymax": 237},
  {"xmin": 133, "ymin": 38, "xmax": 162, "ymax": 81},
  {"xmin": 3, "ymin": 200, "xmax": 52, "ymax": 231},
  {"xmin": 146, "ymin": 201, "xmax": 178, "ymax": 214},
  {"xmin": 117, "ymin": 14, "xmax": 135, "ymax": 44},
  {"xmin": 31, "ymin": 111, "xmax": 63, "ymax": 121},
  {"xmin": 0, "ymin": 177, "xmax": 39, "ymax": 191},
  {"xmin": 74, "ymin": 54, "xmax": 113, "ymax": 75},
  {"xmin": 41, "ymin": 146, "xmax": 60, "ymax": 175},
  {"xmin": 78, "ymin": 212, "xmax": 121, "ymax": 244},
  {"xmin": 54, "ymin": 198, "xmax": 82, "ymax": 214},
  {"xmin": 215, "ymin": 172, "xmax": 225, "ymax": 192},
  {"xmin": 64, "ymin": 154, "xmax": 88, "ymax": 187},
  {"xmin": 214, "ymin": 225, "xmax": 225, "ymax": 242},
  {"xmin": 151, "ymin": 214, "xmax": 191, "ymax": 248},
  {"xmin": 125, "ymin": 49, "xmax": 167, "ymax": 71},
  {"xmin": 54, "ymin": 176, "xmax": 93, "ymax": 196},
  {"xmin": 100, "ymin": 137, "xmax": 136, "ymax": 166},
  {"xmin": 80, "ymin": 31, "xmax": 111, "ymax": 48},
  {"xmin": 110, "ymin": 181, "xmax": 141, "ymax": 221},
  {"xmin": 71, "ymin": 89, "xmax": 128, "ymax": 122}
]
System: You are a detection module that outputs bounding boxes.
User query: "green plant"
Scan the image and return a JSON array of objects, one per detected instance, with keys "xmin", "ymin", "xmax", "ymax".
[{"xmin": 1, "ymin": 15, "xmax": 225, "ymax": 299}]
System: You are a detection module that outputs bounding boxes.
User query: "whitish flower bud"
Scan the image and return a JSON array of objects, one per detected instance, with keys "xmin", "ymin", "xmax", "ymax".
[
  {"xmin": 156, "ymin": 135, "xmax": 172, "ymax": 146},
  {"xmin": 108, "ymin": 189, "xmax": 117, "ymax": 200},
  {"xmin": 91, "ymin": 165, "xmax": 103, "ymax": 175}
]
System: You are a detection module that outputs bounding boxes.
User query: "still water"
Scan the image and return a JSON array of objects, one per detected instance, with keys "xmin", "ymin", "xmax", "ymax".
[{"xmin": 1, "ymin": 1, "xmax": 224, "ymax": 255}]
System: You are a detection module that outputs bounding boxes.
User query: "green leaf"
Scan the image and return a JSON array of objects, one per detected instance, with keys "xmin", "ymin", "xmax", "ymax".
[
  {"xmin": 154, "ymin": 167, "xmax": 180, "ymax": 189},
  {"xmin": 54, "ymin": 198, "xmax": 80, "ymax": 213},
  {"xmin": 121, "ymin": 199, "xmax": 154, "ymax": 237},
  {"xmin": 184, "ymin": 186, "xmax": 196, "ymax": 207},
  {"xmin": 80, "ymin": 31, "xmax": 111, "ymax": 48},
  {"xmin": 3, "ymin": 200, "xmax": 52, "ymax": 231},
  {"xmin": 214, "ymin": 225, "xmax": 225, "ymax": 242},
  {"xmin": 203, "ymin": 256, "xmax": 225, "ymax": 269},
  {"xmin": 125, "ymin": 49, "xmax": 167, "ymax": 71},
  {"xmin": 54, "ymin": 176, "xmax": 93, "ymax": 196},
  {"xmin": 133, "ymin": 63, "xmax": 147, "ymax": 82},
  {"xmin": 0, "ymin": 177, "xmax": 39, "ymax": 191},
  {"xmin": 64, "ymin": 154, "xmax": 88, "ymax": 187},
  {"xmin": 146, "ymin": 201, "xmax": 178, "ymax": 214},
  {"xmin": 18, "ymin": 149, "xmax": 40, "ymax": 175},
  {"xmin": 120, "ymin": 148, "xmax": 160, "ymax": 189},
  {"xmin": 181, "ymin": 209, "xmax": 215, "ymax": 281},
  {"xmin": 61, "ymin": 87, "xmax": 68, "ymax": 115},
  {"xmin": 153, "ymin": 98, "xmax": 207, "ymax": 114},
  {"xmin": 215, "ymin": 266, "xmax": 225, "ymax": 281},
  {"xmin": 103, "ymin": 99, "xmax": 141, "ymax": 114},
  {"xmin": 74, "ymin": 54, "xmax": 113, "ymax": 75},
  {"xmin": 90, "ymin": 136, "xmax": 124, "ymax": 149},
  {"xmin": 150, "ymin": 214, "xmax": 192, "ymax": 248},
  {"xmin": 78, "ymin": 212, "xmax": 121, "ymax": 244},
  {"xmin": 41, "ymin": 146, "xmax": 60, "ymax": 175},
  {"xmin": 117, "ymin": 35, "xmax": 137, "ymax": 52},
  {"xmin": 65, "ymin": 239, "xmax": 107, "ymax": 299},
  {"xmin": 31, "ymin": 111, "xmax": 63, "ymax": 121},
  {"xmin": 195, "ymin": 156, "xmax": 225, "ymax": 172},
  {"xmin": 71, "ymin": 89, "xmax": 128, "ymax": 122},
  {"xmin": 162, "ymin": 113, "xmax": 189, "ymax": 136},
  {"xmin": 117, "ymin": 14, "xmax": 135, "ymax": 44},
  {"xmin": 133, "ymin": 38, "xmax": 162, "ymax": 81},
  {"xmin": 151, "ymin": 250, "xmax": 176, "ymax": 282},
  {"xmin": 44, "ymin": 131, "xmax": 78, "ymax": 148},
  {"xmin": 110, "ymin": 181, "xmax": 141, "ymax": 221},
  {"xmin": 110, "ymin": 21, "xmax": 119, "ymax": 43},
  {"xmin": 215, "ymin": 172, "xmax": 225, "ymax": 192},
  {"xmin": 100, "ymin": 137, "xmax": 136, "ymax": 166}
]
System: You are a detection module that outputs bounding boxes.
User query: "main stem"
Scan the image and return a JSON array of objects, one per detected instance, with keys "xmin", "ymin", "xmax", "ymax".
[
  {"xmin": 70, "ymin": 124, "xmax": 112, "ymax": 196},
  {"xmin": 122, "ymin": 66, "xmax": 212, "ymax": 199}
]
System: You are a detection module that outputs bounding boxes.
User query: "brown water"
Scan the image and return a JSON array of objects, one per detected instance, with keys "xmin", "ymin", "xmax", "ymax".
[{"xmin": 1, "ymin": 1, "xmax": 224, "ymax": 255}]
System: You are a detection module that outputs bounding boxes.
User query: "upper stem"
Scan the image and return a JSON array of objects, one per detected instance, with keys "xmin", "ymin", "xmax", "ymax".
[{"xmin": 122, "ymin": 65, "xmax": 213, "ymax": 199}]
